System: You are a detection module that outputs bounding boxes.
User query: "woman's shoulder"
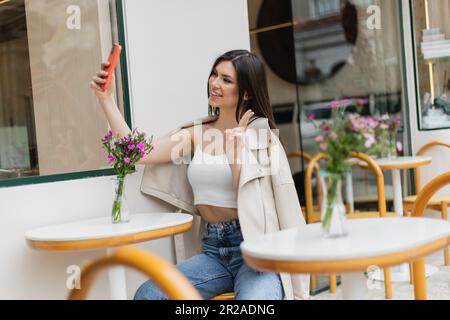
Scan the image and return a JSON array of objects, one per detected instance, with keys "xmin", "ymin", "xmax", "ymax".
[
  {"xmin": 248, "ymin": 116, "xmax": 269, "ymax": 130},
  {"xmin": 168, "ymin": 115, "xmax": 218, "ymax": 136},
  {"xmin": 179, "ymin": 115, "xmax": 219, "ymax": 130}
]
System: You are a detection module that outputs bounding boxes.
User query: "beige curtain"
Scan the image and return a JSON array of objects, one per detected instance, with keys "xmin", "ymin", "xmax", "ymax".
[{"xmin": 25, "ymin": 0, "xmax": 118, "ymax": 175}]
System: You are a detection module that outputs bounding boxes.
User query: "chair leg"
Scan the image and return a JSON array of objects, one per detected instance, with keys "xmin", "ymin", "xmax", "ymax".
[
  {"xmin": 441, "ymin": 202, "xmax": 450, "ymax": 266},
  {"xmin": 412, "ymin": 258, "xmax": 427, "ymax": 300},
  {"xmin": 311, "ymin": 274, "xmax": 318, "ymax": 290},
  {"xmin": 444, "ymin": 247, "xmax": 450, "ymax": 266},
  {"xmin": 383, "ymin": 268, "xmax": 392, "ymax": 299},
  {"xmin": 409, "ymin": 262, "xmax": 414, "ymax": 285},
  {"xmin": 345, "ymin": 202, "xmax": 351, "ymax": 214},
  {"xmin": 403, "ymin": 202, "xmax": 412, "ymax": 217},
  {"xmin": 329, "ymin": 274, "xmax": 337, "ymax": 293}
]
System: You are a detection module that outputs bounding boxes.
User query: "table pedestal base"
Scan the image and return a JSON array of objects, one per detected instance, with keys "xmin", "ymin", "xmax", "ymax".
[
  {"xmin": 368, "ymin": 263, "xmax": 439, "ymax": 282},
  {"xmin": 107, "ymin": 248, "xmax": 128, "ymax": 300},
  {"xmin": 341, "ymin": 272, "xmax": 368, "ymax": 300}
]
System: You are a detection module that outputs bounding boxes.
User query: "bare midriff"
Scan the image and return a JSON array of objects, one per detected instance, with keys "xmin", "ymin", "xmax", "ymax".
[{"xmin": 196, "ymin": 205, "xmax": 238, "ymax": 223}]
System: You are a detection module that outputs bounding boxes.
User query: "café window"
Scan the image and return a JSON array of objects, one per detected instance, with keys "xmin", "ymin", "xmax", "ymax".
[
  {"xmin": 410, "ymin": 0, "xmax": 450, "ymax": 130},
  {"xmin": 310, "ymin": 0, "xmax": 341, "ymax": 17},
  {"xmin": 249, "ymin": 0, "xmax": 407, "ymax": 294},
  {"xmin": 249, "ymin": 0, "xmax": 406, "ymax": 221},
  {"xmin": 0, "ymin": 0, "xmax": 130, "ymax": 186}
]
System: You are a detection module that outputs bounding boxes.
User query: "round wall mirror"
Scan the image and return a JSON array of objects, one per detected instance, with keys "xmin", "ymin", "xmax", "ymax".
[{"xmin": 257, "ymin": 0, "xmax": 358, "ymax": 85}]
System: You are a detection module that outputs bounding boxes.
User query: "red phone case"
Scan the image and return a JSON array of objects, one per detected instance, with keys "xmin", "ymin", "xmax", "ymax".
[{"xmin": 102, "ymin": 43, "xmax": 122, "ymax": 91}]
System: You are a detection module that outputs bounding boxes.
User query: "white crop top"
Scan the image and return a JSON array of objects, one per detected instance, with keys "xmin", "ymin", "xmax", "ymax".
[{"xmin": 187, "ymin": 145, "xmax": 237, "ymax": 208}]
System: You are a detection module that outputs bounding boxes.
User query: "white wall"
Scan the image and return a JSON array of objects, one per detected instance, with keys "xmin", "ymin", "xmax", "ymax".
[{"xmin": 0, "ymin": 0, "xmax": 249, "ymax": 299}]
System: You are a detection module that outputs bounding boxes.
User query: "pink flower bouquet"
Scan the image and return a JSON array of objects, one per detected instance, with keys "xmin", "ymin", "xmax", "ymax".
[
  {"xmin": 307, "ymin": 98, "xmax": 404, "ymax": 237},
  {"xmin": 307, "ymin": 99, "xmax": 374, "ymax": 176},
  {"xmin": 102, "ymin": 129, "xmax": 153, "ymax": 178},
  {"xmin": 102, "ymin": 129, "xmax": 153, "ymax": 223},
  {"xmin": 372, "ymin": 114, "xmax": 402, "ymax": 158}
]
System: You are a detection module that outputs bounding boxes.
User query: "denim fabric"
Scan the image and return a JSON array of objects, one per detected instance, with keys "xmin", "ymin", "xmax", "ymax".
[{"xmin": 134, "ymin": 220, "xmax": 283, "ymax": 300}]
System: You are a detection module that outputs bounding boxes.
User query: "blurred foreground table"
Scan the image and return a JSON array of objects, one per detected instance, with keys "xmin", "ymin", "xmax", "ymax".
[
  {"xmin": 25, "ymin": 213, "xmax": 193, "ymax": 300},
  {"xmin": 241, "ymin": 218, "xmax": 450, "ymax": 300}
]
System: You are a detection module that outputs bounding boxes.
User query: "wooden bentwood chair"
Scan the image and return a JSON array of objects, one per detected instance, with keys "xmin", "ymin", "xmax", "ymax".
[
  {"xmin": 410, "ymin": 171, "xmax": 450, "ymax": 299},
  {"xmin": 68, "ymin": 247, "xmax": 201, "ymax": 300},
  {"xmin": 287, "ymin": 151, "xmax": 323, "ymax": 292},
  {"xmin": 403, "ymin": 141, "xmax": 450, "ymax": 266},
  {"xmin": 287, "ymin": 151, "xmax": 323, "ymax": 221},
  {"xmin": 304, "ymin": 152, "xmax": 397, "ymax": 299}
]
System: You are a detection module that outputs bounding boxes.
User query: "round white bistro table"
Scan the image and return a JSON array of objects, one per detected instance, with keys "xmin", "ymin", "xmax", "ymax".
[
  {"xmin": 360, "ymin": 156, "xmax": 435, "ymax": 282},
  {"xmin": 241, "ymin": 218, "xmax": 450, "ymax": 300},
  {"xmin": 359, "ymin": 156, "xmax": 432, "ymax": 216},
  {"xmin": 25, "ymin": 213, "xmax": 193, "ymax": 300}
]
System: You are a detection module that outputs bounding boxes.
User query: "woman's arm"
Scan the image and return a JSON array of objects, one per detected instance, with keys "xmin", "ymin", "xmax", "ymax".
[
  {"xmin": 225, "ymin": 110, "xmax": 255, "ymax": 191},
  {"xmin": 98, "ymin": 95, "xmax": 132, "ymax": 137},
  {"xmin": 91, "ymin": 62, "xmax": 192, "ymax": 165},
  {"xmin": 137, "ymin": 127, "xmax": 193, "ymax": 165},
  {"xmin": 90, "ymin": 62, "xmax": 131, "ymax": 137}
]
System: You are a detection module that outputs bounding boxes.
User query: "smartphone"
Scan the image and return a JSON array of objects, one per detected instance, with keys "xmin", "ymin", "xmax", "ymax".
[{"xmin": 102, "ymin": 43, "xmax": 122, "ymax": 92}]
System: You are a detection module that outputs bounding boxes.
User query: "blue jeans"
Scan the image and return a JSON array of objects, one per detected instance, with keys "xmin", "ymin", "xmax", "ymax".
[{"xmin": 134, "ymin": 220, "xmax": 283, "ymax": 300}]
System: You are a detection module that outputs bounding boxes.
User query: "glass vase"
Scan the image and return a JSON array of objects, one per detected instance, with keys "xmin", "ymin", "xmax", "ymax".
[
  {"xmin": 320, "ymin": 170, "xmax": 347, "ymax": 238},
  {"xmin": 381, "ymin": 134, "xmax": 397, "ymax": 159},
  {"xmin": 111, "ymin": 176, "xmax": 130, "ymax": 224}
]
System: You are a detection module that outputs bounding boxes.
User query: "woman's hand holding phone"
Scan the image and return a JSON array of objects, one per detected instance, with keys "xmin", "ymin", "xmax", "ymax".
[
  {"xmin": 90, "ymin": 43, "xmax": 121, "ymax": 101},
  {"xmin": 90, "ymin": 61, "xmax": 114, "ymax": 101}
]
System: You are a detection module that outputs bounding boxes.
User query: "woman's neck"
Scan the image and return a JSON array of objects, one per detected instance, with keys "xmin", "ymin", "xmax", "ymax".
[{"xmin": 214, "ymin": 108, "xmax": 239, "ymax": 131}]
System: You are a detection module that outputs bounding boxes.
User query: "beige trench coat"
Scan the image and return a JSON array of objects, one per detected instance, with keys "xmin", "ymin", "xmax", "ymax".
[{"xmin": 140, "ymin": 116, "xmax": 310, "ymax": 300}]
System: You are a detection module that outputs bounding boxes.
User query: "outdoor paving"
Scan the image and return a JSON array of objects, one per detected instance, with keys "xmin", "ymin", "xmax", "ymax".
[{"xmin": 310, "ymin": 250, "xmax": 450, "ymax": 300}]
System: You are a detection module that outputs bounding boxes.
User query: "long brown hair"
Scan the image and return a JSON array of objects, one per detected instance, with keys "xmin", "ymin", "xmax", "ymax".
[{"xmin": 207, "ymin": 50, "xmax": 279, "ymax": 131}]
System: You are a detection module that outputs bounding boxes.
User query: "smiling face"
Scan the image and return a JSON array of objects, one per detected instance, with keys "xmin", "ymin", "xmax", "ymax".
[{"xmin": 208, "ymin": 60, "xmax": 242, "ymax": 111}]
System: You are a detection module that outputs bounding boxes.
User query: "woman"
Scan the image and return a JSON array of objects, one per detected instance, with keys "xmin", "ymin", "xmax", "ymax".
[{"xmin": 90, "ymin": 50, "xmax": 309, "ymax": 300}]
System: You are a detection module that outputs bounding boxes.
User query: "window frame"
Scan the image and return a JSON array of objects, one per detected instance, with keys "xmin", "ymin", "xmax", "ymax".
[
  {"xmin": 0, "ymin": 0, "xmax": 132, "ymax": 188},
  {"xmin": 409, "ymin": 0, "xmax": 450, "ymax": 131}
]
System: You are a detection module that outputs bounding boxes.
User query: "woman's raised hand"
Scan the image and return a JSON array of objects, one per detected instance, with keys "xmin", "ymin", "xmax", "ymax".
[
  {"xmin": 225, "ymin": 109, "xmax": 255, "ymax": 164},
  {"xmin": 90, "ymin": 61, "xmax": 114, "ymax": 101}
]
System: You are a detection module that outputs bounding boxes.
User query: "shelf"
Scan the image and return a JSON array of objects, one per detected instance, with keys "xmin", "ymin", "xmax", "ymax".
[
  {"xmin": 411, "ymin": 0, "xmax": 450, "ymax": 131},
  {"xmin": 420, "ymin": 54, "xmax": 450, "ymax": 63}
]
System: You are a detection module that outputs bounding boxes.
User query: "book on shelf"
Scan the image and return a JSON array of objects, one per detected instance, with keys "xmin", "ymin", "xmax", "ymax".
[
  {"xmin": 420, "ymin": 39, "xmax": 450, "ymax": 47},
  {"xmin": 422, "ymin": 51, "xmax": 450, "ymax": 60},
  {"xmin": 422, "ymin": 34, "xmax": 446, "ymax": 42},
  {"xmin": 421, "ymin": 27, "xmax": 441, "ymax": 36},
  {"xmin": 422, "ymin": 46, "xmax": 450, "ymax": 52}
]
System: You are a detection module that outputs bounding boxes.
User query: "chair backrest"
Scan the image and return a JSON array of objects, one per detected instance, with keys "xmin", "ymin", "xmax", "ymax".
[
  {"xmin": 305, "ymin": 152, "xmax": 387, "ymax": 223},
  {"xmin": 68, "ymin": 247, "xmax": 202, "ymax": 300},
  {"xmin": 412, "ymin": 171, "xmax": 450, "ymax": 217},
  {"xmin": 348, "ymin": 152, "xmax": 388, "ymax": 217},
  {"xmin": 415, "ymin": 141, "xmax": 450, "ymax": 192},
  {"xmin": 288, "ymin": 150, "xmax": 322, "ymax": 218}
]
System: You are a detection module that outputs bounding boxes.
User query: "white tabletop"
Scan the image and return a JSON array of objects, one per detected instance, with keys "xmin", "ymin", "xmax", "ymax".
[
  {"xmin": 241, "ymin": 218, "xmax": 450, "ymax": 262},
  {"xmin": 369, "ymin": 156, "xmax": 431, "ymax": 167},
  {"xmin": 25, "ymin": 213, "xmax": 193, "ymax": 242}
]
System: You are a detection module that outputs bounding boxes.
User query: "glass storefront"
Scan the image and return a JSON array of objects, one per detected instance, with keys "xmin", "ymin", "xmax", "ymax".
[
  {"xmin": 410, "ymin": 0, "xmax": 450, "ymax": 130},
  {"xmin": 248, "ymin": 0, "xmax": 406, "ymax": 211},
  {"xmin": 0, "ymin": 0, "xmax": 128, "ymax": 183}
]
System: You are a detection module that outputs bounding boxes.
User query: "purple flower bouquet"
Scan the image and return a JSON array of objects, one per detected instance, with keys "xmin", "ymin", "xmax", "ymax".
[{"xmin": 102, "ymin": 129, "xmax": 153, "ymax": 223}]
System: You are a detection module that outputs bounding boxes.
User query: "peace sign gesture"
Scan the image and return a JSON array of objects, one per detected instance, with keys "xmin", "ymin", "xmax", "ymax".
[{"xmin": 225, "ymin": 109, "xmax": 255, "ymax": 165}]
